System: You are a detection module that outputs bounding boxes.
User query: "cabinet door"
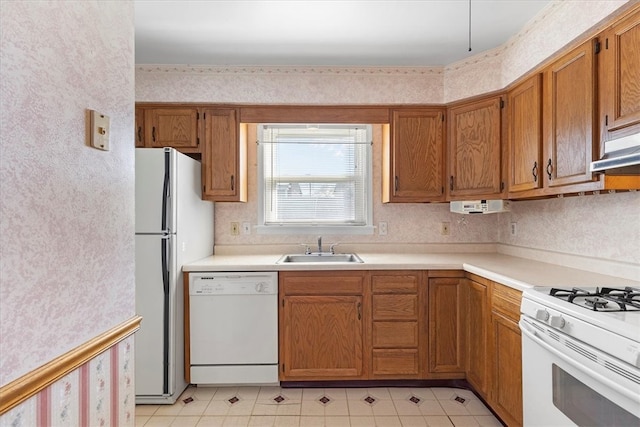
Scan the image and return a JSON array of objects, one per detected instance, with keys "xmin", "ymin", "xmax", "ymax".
[
  {"xmin": 507, "ymin": 74, "xmax": 543, "ymax": 193},
  {"xmin": 384, "ymin": 109, "xmax": 445, "ymax": 202},
  {"xmin": 428, "ymin": 278, "xmax": 464, "ymax": 373},
  {"xmin": 135, "ymin": 107, "xmax": 145, "ymax": 147},
  {"xmin": 448, "ymin": 95, "xmax": 504, "ymax": 199},
  {"xmin": 466, "ymin": 278, "xmax": 489, "ymax": 396},
  {"xmin": 281, "ymin": 295, "xmax": 364, "ymax": 379},
  {"xmin": 599, "ymin": 8, "xmax": 640, "ymax": 142},
  {"xmin": 543, "ymin": 40, "xmax": 597, "ymax": 188},
  {"xmin": 202, "ymin": 108, "xmax": 247, "ymax": 202},
  {"xmin": 491, "ymin": 312, "xmax": 523, "ymax": 427},
  {"xmin": 145, "ymin": 108, "xmax": 200, "ymax": 151}
]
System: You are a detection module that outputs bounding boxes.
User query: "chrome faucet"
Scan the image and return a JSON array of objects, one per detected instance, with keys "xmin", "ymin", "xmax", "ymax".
[{"xmin": 317, "ymin": 236, "xmax": 323, "ymax": 253}]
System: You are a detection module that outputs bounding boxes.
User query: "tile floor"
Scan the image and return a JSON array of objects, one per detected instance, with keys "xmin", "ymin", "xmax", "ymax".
[{"xmin": 135, "ymin": 386, "xmax": 503, "ymax": 426}]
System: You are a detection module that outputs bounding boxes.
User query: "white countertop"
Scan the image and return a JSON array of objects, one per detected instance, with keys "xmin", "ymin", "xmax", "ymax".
[{"xmin": 183, "ymin": 251, "xmax": 640, "ymax": 292}]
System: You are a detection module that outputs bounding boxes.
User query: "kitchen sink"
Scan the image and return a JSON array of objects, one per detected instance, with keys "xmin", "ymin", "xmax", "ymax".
[{"xmin": 277, "ymin": 253, "xmax": 364, "ymax": 264}]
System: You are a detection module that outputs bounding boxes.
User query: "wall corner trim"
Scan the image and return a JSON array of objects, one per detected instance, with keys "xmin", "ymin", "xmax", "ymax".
[{"xmin": 0, "ymin": 315, "xmax": 142, "ymax": 415}]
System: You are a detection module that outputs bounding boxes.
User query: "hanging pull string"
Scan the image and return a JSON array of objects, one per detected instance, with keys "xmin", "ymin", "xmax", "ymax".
[{"xmin": 468, "ymin": 0, "xmax": 472, "ymax": 52}]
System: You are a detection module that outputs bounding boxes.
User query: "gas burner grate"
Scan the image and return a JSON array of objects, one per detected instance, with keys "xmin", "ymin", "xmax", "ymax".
[{"xmin": 550, "ymin": 286, "xmax": 640, "ymax": 312}]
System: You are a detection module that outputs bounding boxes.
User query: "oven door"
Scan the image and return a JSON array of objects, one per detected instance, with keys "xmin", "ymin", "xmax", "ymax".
[{"xmin": 520, "ymin": 316, "xmax": 640, "ymax": 427}]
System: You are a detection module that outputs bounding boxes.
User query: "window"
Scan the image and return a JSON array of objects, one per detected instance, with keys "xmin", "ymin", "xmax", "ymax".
[{"xmin": 257, "ymin": 124, "xmax": 373, "ymax": 234}]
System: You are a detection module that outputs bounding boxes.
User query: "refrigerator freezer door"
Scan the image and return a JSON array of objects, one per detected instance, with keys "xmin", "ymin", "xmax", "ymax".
[
  {"xmin": 135, "ymin": 233, "xmax": 177, "ymax": 398},
  {"xmin": 135, "ymin": 148, "xmax": 176, "ymax": 234}
]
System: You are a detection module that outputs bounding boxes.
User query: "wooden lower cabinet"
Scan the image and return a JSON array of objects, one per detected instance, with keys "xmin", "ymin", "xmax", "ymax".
[
  {"xmin": 491, "ymin": 312, "xmax": 523, "ymax": 426},
  {"xmin": 465, "ymin": 275, "xmax": 489, "ymax": 396},
  {"xmin": 279, "ymin": 270, "xmax": 428, "ymax": 381},
  {"xmin": 489, "ymin": 282, "xmax": 524, "ymax": 427},
  {"xmin": 370, "ymin": 271, "xmax": 427, "ymax": 378},
  {"xmin": 463, "ymin": 274, "xmax": 523, "ymax": 426},
  {"xmin": 282, "ymin": 294, "xmax": 364, "ymax": 379},
  {"xmin": 427, "ymin": 273, "xmax": 465, "ymax": 376},
  {"xmin": 279, "ymin": 269, "xmax": 523, "ymax": 426},
  {"xmin": 279, "ymin": 271, "xmax": 366, "ymax": 380}
]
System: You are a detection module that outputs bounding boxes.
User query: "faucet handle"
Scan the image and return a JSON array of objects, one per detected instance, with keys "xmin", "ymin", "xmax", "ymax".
[{"xmin": 299, "ymin": 244, "xmax": 312, "ymax": 255}]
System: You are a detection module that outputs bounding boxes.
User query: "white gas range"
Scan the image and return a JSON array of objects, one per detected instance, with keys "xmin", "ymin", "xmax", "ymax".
[{"xmin": 519, "ymin": 285, "xmax": 640, "ymax": 426}]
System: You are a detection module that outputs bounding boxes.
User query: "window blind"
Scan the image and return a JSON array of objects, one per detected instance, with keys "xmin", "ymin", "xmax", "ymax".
[{"xmin": 260, "ymin": 124, "xmax": 371, "ymax": 226}]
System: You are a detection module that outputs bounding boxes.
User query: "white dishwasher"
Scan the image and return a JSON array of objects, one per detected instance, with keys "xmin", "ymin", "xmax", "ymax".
[{"xmin": 189, "ymin": 272, "xmax": 279, "ymax": 385}]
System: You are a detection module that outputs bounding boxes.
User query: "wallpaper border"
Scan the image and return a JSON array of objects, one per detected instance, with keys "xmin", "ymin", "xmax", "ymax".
[{"xmin": 0, "ymin": 316, "xmax": 142, "ymax": 415}]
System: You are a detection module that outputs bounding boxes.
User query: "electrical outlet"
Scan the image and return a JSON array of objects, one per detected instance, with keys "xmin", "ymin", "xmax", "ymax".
[
  {"xmin": 510, "ymin": 222, "xmax": 517, "ymax": 236},
  {"xmin": 441, "ymin": 222, "xmax": 450, "ymax": 235},
  {"xmin": 378, "ymin": 221, "xmax": 388, "ymax": 236},
  {"xmin": 242, "ymin": 222, "xmax": 251, "ymax": 235},
  {"xmin": 231, "ymin": 222, "xmax": 240, "ymax": 236}
]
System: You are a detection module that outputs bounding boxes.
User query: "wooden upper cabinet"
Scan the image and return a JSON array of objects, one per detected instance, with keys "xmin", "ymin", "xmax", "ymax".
[
  {"xmin": 383, "ymin": 109, "xmax": 445, "ymax": 203},
  {"xmin": 201, "ymin": 108, "xmax": 247, "ymax": 202},
  {"xmin": 448, "ymin": 95, "xmax": 505, "ymax": 200},
  {"xmin": 507, "ymin": 74, "xmax": 543, "ymax": 194},
  {"xmin": 135, "ymin": 107, "xmax": 145, "ymax": 147},
  {"xmin": 145, "ymin": 107, "xmax": 200, "ymax": 152},
  {"xmin": 599, "ymin": 7, "xmax": 640, "ymax": 142},
  {"xmin": 543, "ymin": 40, "xmax": 598, "ymax": 188}
]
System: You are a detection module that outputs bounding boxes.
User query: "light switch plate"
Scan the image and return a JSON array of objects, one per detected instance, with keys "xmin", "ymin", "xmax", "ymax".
[{"xmin": 90, "ymin": 110, "xmax": 110, "ymax": 151}]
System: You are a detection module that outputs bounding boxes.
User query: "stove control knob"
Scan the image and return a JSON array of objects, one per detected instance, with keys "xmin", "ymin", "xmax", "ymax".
[
  {"xmin": 535, "ymin": 309, "xmax": 550, "ymax": 321},
  {"xmin": 549, "ymin": 315, "xmax": 566, "ymax": 329}
]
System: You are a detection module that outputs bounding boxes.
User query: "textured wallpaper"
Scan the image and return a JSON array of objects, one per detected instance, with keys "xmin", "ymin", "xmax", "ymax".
[
  {"xmin": 134, "ymin": 1, "xmax": 639, "ymax": 264},
  {"xmin": 0, "ymin": 1, "xmax": 135, "ymax": 385},
  {"xmin": 136, "ymin": 66, "xmax": 445, "ymax": 104},
  {"xmin": 498, "ymin": 192, "xmax": 640, "ymax": 265}
]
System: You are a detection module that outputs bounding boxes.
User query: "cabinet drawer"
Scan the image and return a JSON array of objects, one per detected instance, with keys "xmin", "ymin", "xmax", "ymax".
[
  {"xmin": 372, "ymin": 294, "xmax": 418, "ymax": 320},
  {"xmin": 491, "ymin": 282, "xmax": 522, "ymax": 321},
  {"xmin": 372, "ymin": 321, "xmax": 418, "ymax": 347},
  {"xmin": 372, "ymin": 274, "xmax": 419, "ymax": 293},
  {"xmin": 372, "ymin": 349, "xmax": 419, "ymax": 376},
  {"xmin": 281, "ymin": 272, "xmax": 365, "ymax": 295}
]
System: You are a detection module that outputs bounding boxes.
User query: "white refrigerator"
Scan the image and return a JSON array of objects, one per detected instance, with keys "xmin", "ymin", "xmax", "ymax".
[{"xmin": 135, "ymin": 147, "xmax": 214, "ymax": 404}]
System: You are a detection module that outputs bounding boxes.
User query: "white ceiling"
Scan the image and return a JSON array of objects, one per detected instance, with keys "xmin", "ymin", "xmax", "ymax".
[{"xmin": 135, "ymin": 0, "xmax": 552, "ymax": 67}]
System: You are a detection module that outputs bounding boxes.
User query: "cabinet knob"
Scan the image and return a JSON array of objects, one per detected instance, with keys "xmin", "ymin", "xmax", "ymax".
[
  {"xmin": 394, "ymin": 176, "xmax": 399, "ymax": 192},
  {"xmin": 230, "ymin": 175, "xmax": 235, "ymax": 191},
  {"xmin": 152, "ymin": 126, "xmax": 156, "ymax": 142},
  {"xmin": 532, "ymin": 161, "xmax": 538, "ymax": 182},
  {"xmin": 546, "ymin": 158, "xmax": 553, "ymax": 180},
  {"xmin": 137, "ymin": 126, "xmax": 142, "ymax": 143}
]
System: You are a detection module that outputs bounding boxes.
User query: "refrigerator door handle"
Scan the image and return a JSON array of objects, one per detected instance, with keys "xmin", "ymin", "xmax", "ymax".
[
  {"xmin": 161, "ymin": 233, "xmax": 170, "ymax": 395},
  {"xmin": 162, "ymin": 149, "xmax": 171, "ymax": 233}
]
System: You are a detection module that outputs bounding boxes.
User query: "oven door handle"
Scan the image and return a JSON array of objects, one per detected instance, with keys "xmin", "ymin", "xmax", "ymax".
[{"xmin": 520, "ymin": 320, "xmax": 640, "ymax": 403}]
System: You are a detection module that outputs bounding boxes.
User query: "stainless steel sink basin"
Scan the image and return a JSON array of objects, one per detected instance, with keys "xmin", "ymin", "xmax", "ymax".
[{"xmin": 277, "ymin": 253, "xmax": 364, "ymax": 264}]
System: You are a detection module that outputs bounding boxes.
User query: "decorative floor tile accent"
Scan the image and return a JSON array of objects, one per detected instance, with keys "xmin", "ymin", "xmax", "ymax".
[
  {"xmin": 228, "ymin": 396, "xmax": 240, "ymax": 405},
  {"xmin": 408, "ymin": 395, "xmax": 422, "ymax": 405},
  {"xmin": 363, "ymin": 395, "xmax": 377, "ymax": 405},
  {"xmin": 317, "ymin": 395, "xmax": 332, "ymax": 405},
  {"xmin": 453, "ymin": 395, "xmax": 468, "ymax": 405},
  {"xmin": 272, "ymin": 395, "xmax": 286, "ymax": 404}
]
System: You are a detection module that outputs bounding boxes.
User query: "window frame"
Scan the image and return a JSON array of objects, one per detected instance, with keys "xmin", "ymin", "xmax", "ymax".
[{"xmin": 256, "ymin": 123, "xmax": 374, "ymax": 235}]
